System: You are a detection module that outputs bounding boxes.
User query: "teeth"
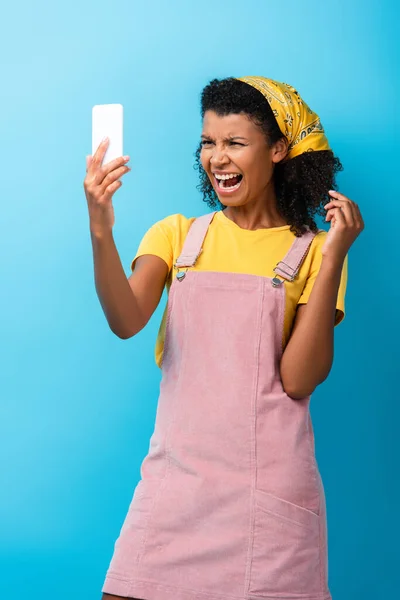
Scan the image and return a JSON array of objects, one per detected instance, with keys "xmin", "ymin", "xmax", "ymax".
[
  {"xmin": 214, "ymin": 173, "xmax": 241, "ymax": 180},
  {"xmin": 218, "ymin": 177, "xmax": 242, "ymax": 191}
]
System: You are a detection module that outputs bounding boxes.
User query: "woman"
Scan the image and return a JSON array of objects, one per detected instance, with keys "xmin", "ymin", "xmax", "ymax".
[{"xmin": 84, "ymin": 76, "xmax": 364, "ymax": 600}]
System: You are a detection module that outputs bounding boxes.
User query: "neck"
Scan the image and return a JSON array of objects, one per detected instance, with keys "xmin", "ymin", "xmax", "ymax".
[
  {"xmin": 222, "ymin": 176, "xmax": 288, "ymax": 230},
  {"xmin": 223, "ymin": 197, "xmax": 287, "ymax": 231}
]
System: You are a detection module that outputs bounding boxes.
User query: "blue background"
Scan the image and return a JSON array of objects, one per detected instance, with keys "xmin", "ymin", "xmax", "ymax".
[{"xmin": 1, "ymin": 1, "xmax": 398, "ymax": 598}]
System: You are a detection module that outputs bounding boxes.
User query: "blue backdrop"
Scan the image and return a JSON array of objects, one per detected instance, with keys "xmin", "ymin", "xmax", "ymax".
[{"xmin": 1, "ymin": 1, "xmax": 398, "ymax": 598}]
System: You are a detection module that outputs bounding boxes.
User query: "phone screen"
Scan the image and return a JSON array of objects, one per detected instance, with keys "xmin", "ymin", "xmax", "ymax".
[{"xmin": 92, "ymin": 104, "xmax": 123, "ymax": 165}]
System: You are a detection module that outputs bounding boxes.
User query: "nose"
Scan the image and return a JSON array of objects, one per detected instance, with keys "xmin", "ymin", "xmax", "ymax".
[{"xmin": 210, "ymin": 147, "xmax": 230, "ymax": 168}]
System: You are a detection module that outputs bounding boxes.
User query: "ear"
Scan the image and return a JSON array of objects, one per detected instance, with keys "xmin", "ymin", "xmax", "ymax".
[{"xmin": 271, "ymin": 137, "xmax": 289, "ymax": 164}]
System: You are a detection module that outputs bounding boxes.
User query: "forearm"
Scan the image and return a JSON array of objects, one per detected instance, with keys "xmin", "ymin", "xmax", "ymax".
[
  {"xmin": 280, "ymin": 257, "xmax": 344, "ymax": 399},
  {"xmin": 91, "ymin": 230, "xmax": 145, "ymax": 338}
]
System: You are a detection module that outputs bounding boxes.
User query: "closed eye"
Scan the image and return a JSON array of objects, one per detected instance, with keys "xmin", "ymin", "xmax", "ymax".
[{"xmin": 200, "ymin": 140, "xmax": 244, "ymax": 146}]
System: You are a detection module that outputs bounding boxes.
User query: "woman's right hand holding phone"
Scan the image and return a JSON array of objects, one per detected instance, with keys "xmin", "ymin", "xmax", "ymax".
[
  {"xmin": 84, "ymin": 138, "xmax": 167, "ymax": 339},
  {"xmin": 83, "ymin": 138, "xmax": 131, "ymax": 237}
]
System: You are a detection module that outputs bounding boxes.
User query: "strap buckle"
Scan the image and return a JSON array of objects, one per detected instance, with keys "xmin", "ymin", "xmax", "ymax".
[
  {"xmin": 273, "ymin": 260, "xmax": 297, "ymax": 282},
  {"xmin": 173, "ymin": 248, "xmax": 203, "ymax": 271}
]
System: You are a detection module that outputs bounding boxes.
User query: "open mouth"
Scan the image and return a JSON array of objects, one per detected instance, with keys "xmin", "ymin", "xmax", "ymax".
[{"xmin": 213, "ymin": 174, "xmax": 243, "ymax": 193}]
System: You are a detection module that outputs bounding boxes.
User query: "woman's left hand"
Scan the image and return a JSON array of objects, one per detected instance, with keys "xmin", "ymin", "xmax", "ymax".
[{"xmin": 322, "ymin": 190, "xmax": 364, "ymax": 262}]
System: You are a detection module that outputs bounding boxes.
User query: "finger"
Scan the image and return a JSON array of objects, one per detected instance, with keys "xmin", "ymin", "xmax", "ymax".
[
  {"xmin": 352, "ymin": 203, "xmax": 364, "ymax": 229},
  {"xmin": 90, "ymin": 138, "xmax": 109, "ymax": 171},
  {"xmin": 103, "ymin": 178, "xmax": 123, "ymax": 200},
  {"xmin": 91, "ymin": 146, "xmax": 130, "ymax": 186},
  {"xmin": 324, "ymin": 197, "xmax": 351, "ymax": 209},
  {"xmin": 89, "ymin": 138, "xmax": 113, "ymax": 184},
  {"xmin": 328, "ymin": 189, "xmax": 349, "ymax": 202},
  {"xmin": 86, "ymin": 155, "xmax": 93, "ymax": 172},
  {"xmin": 324, "ymin": 199, "xmax": 355, "ymax": 225},
  {"xmin": 325, "ymin": 207, "xmax": 338, "ymax": 222},
  {"xmin": 327, "ymin": 190, "xmax": 359, "ymax": 223},
  {"xmin": 100, "ymin": 154, "xmax": 131, "ymax": 177},
  {"xmin": 326, "ymin": 206, "xmax": 346, "ymax": 225},
  {"xmin": 100, "ymin": 164, "xmax": 131, "ymax": 191},
  {"xmin": 335, "ymin": 206, "xmax": 347, "ymax": 226}
]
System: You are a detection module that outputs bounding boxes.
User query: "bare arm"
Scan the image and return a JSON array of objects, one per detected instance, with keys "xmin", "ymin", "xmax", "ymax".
[
  {"xmin": 280, "ymin": 187, "xmax": 364, "ymax": 400},
  {"xmin": 91, "ymin": 230, "xmax": 168, "ymax": 338},
  {"xmin": 84, "ymin": 137, "xmax": 169, "ymax": 339},
  {"xmin": 279, "ymin": 257, "xmax": 343, "ymax": 399}
]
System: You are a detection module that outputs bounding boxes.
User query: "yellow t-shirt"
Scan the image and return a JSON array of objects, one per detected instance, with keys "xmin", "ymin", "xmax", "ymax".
[{"xmin": 131, "ymin": 210, "xmax": 348, "ymax": 368}]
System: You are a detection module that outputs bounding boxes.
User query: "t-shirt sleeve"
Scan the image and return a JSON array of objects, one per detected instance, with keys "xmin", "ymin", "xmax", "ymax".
[
  {"xmin": 130, "ymin": 218, "xmax": 175, "ymax": 273},
  {"xmin": 297, "ymin": 232, "xmax": 348, "ymax": 326}
]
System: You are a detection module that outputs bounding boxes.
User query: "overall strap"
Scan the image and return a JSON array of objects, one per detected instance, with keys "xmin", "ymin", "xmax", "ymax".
[
  {"xmin": 273, "ymin": 227, "xmax": 324, "ymax": 282},
  {"xmin": 174, "ymin": 211, "xmax": 217, "ymax": 269}
]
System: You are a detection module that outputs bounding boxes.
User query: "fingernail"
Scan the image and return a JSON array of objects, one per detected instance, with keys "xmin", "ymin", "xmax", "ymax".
[{"xmin": 102, "ymin": 136, "xmax": 109, "ymax": 142}]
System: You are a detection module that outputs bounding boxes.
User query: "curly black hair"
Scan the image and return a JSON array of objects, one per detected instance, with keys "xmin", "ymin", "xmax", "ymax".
[{"xmin": 193, "ymin": 77, "xmax": 343, "ymax": 237}]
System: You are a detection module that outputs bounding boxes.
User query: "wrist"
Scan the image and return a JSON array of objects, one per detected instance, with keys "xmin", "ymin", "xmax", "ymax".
[
  {"xmin": 90, "ymin": 225, "xmax": 114, "ymax": 241},
  {"xmin": 320, "ymin": 254, "xmax": 345, "ymax": 273}
]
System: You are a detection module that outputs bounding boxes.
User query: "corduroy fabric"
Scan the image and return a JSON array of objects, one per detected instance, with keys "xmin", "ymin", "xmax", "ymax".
[{"xmin": 102, "ymin": 213, "xmax": 332, "ymax": 600}]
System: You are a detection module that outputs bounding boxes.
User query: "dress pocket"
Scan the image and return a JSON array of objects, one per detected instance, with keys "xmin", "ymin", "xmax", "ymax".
[{"xmin": 248, "ymin": 488, "xmax": 322, "ymax": 597}]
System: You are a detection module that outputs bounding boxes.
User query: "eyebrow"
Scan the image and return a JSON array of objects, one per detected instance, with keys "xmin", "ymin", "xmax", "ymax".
[{"xmin": 200, "ymin": 134, "xmax": 248, "ymax": 141}]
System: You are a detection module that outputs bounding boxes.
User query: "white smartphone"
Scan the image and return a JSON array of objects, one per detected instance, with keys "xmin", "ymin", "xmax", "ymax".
[{"xmin": 92, "ymin": 103, "xmax": 123, "ymax": 165}]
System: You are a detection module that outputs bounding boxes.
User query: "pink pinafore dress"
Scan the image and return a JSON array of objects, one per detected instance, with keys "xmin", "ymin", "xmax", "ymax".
[{"xmin": 102, "ymin": 211, "xmax": 332, "ymax": 600}]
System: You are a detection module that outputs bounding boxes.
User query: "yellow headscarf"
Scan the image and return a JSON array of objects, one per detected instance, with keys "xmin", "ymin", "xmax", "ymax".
[{"xmin": 236, "ymin": 76, "xmax": 330, "ymax": 161}]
